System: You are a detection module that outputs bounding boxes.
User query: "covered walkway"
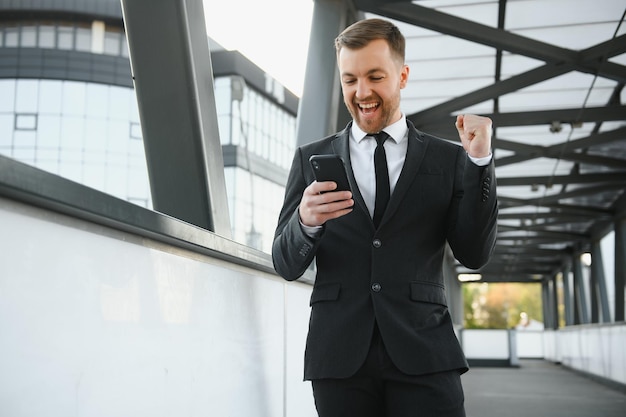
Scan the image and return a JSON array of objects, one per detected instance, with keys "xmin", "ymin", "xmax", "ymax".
[
  {"xmin": 464, "ymin": 360, "xmax": 626, "ymax": 417},
  {"xmin": 0, "ymin": 1, "xmax": 625, "ymax": 416}
]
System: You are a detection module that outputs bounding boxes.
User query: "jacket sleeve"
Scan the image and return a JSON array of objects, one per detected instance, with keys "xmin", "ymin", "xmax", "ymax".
[
  {"xmin": 447, "ymin": 148, "xmax": 498, "ymax": 270},
  {"xmin": 272, "ymin": 148, "xmax": 322, "ymax": 281}
]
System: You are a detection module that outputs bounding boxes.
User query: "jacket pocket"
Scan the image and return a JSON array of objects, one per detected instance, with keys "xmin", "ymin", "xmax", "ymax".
[
  {"xmin": 410, "ymin": 281, "xmax": 447, "ymax": 307},
  {"xmin": 310, "ymin": 282, "xmax": 341, "ymax": 306}
]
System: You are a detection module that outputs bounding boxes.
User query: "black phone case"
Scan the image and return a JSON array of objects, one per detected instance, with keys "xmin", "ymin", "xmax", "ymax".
[{"xmin": 309, "ymin": 154, "xmax": 351, "ymax": 192}]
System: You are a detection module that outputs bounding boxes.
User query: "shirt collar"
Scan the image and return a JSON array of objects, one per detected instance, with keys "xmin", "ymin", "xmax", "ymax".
[{"xmin": 351, "ymin": 114, "xmax": 408, "ymax": 144}]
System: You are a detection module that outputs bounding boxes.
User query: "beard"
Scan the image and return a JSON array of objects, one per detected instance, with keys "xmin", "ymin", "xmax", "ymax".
[{"xmin": 345, "ymin": 90, "xmax": 402, "ymax": 134}]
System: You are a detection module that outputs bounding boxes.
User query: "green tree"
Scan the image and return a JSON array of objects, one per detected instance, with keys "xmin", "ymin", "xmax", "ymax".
[{"xmin": 463, "ymin": 282, "xmax": 543, "ymax": 329}]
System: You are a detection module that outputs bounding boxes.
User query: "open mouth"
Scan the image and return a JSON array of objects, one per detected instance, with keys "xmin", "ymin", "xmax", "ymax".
[{"xmin": 359, "ymin": 102, "xmax": 379, "ymax": 114}]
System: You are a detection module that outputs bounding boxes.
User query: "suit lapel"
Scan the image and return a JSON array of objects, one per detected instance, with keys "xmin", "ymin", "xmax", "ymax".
[
  {"xmin": 330, "ymin": 123, "xmax": 370, "ymax": 219},
  {"xmin": 379, "ymin": 120, "xmax": 429, "ymax": 227}
]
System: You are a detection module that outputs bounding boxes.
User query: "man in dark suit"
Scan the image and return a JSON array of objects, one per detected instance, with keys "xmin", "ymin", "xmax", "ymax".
[{"xmin": 272, "ymin": 18, "xmax": 497, "ymax": 417}]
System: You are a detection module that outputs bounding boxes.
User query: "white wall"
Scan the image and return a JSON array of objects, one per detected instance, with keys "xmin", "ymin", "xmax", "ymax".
[
  {"xmin": 516, "ymin": 330, "xmax": 544, "ymax": 359},
  {"xmin": 462, "ymin": 329, "xmax": 510, "ymax": 360},
  {"xmin": 0, "ymin": 198, "xmax": 316, "ymax": 417},
  {"xmin": 544, "ymin": 325, "xmax": 626, "ymax": 386},
  {"xmin": 461, "ymin": 329, "xmax": 544, "ymax": 362}
]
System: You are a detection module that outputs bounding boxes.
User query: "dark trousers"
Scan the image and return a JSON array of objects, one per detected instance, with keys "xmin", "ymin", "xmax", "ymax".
[{"xmin": 311, "ymin": 326, "xmax": 466, "ymax": 417}]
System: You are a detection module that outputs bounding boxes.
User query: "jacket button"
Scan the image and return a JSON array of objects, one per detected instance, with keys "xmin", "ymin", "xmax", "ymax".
[
  {"xmin": 298, "ymin": 244, "xmax": 311, "ymax": 257},
  {"xmin": 371, "ymin": 283, "xmax": 381, "ymax": 292},
  {"xmin": 372, "ymin": 239, "xmax": 382, "ymax": 248}
]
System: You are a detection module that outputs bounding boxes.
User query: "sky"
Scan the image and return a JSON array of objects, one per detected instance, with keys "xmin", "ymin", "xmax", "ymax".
[{"xmin": 203, "ymin": 0, "xmax": 314, "ymax": 97}]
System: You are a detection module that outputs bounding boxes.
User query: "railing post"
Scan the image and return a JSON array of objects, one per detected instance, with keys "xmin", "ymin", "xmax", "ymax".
[{"xmin": 508, "ymin": 329, "xmax": 519, "ymax": 367}]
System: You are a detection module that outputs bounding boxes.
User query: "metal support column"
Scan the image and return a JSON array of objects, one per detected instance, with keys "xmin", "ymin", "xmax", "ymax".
[
  {"xmin": 562, "ymin": 262, "xmax": 574, "ymax": 326},
  {"xmin": 120, "ymin": 0, "xmax": 231, "ymax": 236},
  {"xmin": 616, "ymin": 216, "xmax": 626, "ymax": 321},
  {"xmin": 589, "ymin": 262, "xmax": 599, "ymax": 324},
  {"xmin": 541, "ymin": 281, "xmax": 552, "ymax": 329},
  {"xmin": 296, "ymin": 0, "xmax": 360, "ymax": 146},
  {"xmin": 551, "ymin": 273, "xmax": 560, "ymax": 329},
  {"xmin": 590, "ymin": 239, "xmax": 611, "ymax": 323},
  {"xmin": 573, "ymin": 254, "xmax": 589, "ymax": 324}
]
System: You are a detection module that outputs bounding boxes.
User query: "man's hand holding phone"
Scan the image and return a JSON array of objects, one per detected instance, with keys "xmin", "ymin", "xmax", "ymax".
[
  {"xmin": 299, "ymin": 155, "xmax": 354, "ymax": 227},
  {"xmin": 299, "ymin": 181, "xmax": 354, "ymax": 227}
]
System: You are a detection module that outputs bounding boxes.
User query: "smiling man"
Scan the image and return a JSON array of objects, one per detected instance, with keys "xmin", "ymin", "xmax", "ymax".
[{"xmin": 272, "ymin": 18, "xmax": 498, "ymax": 417}]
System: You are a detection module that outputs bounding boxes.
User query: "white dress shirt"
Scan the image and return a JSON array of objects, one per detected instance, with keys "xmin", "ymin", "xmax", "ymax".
[{"xmin": 350, "ymin": 116, "xmax": 408, "ymax": 218}]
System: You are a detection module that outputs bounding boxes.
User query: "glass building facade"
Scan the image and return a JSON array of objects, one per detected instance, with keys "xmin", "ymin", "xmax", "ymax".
[
  {"xmin": 0, "ymin": 2, "xmax": 298, "ymax": 254},
  {"xmin": 215, "ymin": 76, "xmax": 297, "ymax": 252},
  {"xmin": 0, "ymin": 78, "xmax": 150, "ymax": 207}
]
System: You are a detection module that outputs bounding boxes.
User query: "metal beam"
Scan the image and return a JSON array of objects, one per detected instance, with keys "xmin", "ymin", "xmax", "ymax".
[
  {"xmin": 572, "ymin": 254, "xmax": 589, "ymax": 324},
  {"xmin": 590, "ymin": 239, "xmax": 611, "ymax": 323},
  {"xmin": 562, "ymin": 262, "xmax": 574, "ymax": 325},
  {"xmin": 120, "ymin": 0, "xmax": 231, "ymax": 236},
  {"xmin": 361, "ymin": 1, "xmax": 626, "ymax": 82},
  {"xmin": 616, "ymin": 216, "xmax": 626, "ymax": 321},
  {"xmin": 542, "ymin": 281, "xmax": 552, "ymax": 328},
  {"xmin": 409, "ymin": 64, "xmax": 572, "ymax": 125},
  {"xmin": 498, "ymin": 196, "xmax": 612, "ymax": 216},
  {"xmin": 496, "ymin": 172, "xmax": 626, "ymax": 187},
  {"xmin": 296, "ymin": 0, "xmax": 357, "ymax": 146},
  {"xmin": 551, "ymin": 273, "xmax": 560, "ymax": 329},
  {"xmin": 419, "ymin": 106, "xmax": 626, "ymax": 136}
]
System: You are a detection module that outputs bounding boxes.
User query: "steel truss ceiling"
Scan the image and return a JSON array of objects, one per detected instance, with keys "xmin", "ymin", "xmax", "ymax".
[{"xmin": 353, "ymin": 0, "xmax": 626, "ymax": 283}]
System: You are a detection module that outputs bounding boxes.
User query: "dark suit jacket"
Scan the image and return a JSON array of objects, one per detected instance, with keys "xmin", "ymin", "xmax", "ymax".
[{"xmin": 272, "ymin": 120, "xmax": 498, "ymax": 380}]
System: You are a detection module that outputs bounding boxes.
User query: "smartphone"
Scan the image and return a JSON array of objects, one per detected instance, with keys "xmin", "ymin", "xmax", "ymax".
[{"xmin": 309, "ymin": 154, "xmax": 351, "ymax": 192}]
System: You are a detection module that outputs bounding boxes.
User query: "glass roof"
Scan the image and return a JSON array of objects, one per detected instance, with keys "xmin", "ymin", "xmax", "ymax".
[{"xmin": 359, "ymin": 0, "xmax": 626, "ymax": 282}]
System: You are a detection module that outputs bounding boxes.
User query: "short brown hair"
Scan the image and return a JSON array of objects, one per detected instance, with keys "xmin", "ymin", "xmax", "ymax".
[{"xmin": 334, "ymin": 18, "xmax": 406, "ymax": 64}]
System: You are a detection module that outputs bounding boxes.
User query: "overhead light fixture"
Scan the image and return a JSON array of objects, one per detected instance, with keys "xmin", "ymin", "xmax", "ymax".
[
  {"xmin": 581, "ymin": 252, "xmax": 592, "ymax": 266},
  {"xmin": 458, "ymin": 273, "xmax": 482, "ymax": 282},
  {"xmin": 549, "ymin": 121, "xmax": 562, "ymax": 133}
]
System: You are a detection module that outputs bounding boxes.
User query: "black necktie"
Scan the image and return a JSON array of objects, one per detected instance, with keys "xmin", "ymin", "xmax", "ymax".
[{"xmin": 373, "ymin": 131, "xmax": 390, "ymax": 228}]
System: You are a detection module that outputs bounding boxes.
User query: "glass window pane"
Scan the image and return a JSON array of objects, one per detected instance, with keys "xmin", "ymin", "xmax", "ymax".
[
  {"xmin": 15, "ymin": 114, "xmax": 37, "ymax": 130},
  {"xmin": 103, "ymin": 32, "xmax": 120, "ymax": 56},
  {"xmin": 75, "ymin": 27, "xmax": 91, "ymax": 52},
  {"xmin": 35, "ymin": 157, "xmax": 60, "ymax": 176},
  {"xmin": 38, "ymin": 80, "xmax": 63, "ymax": 114},
  {"xmin": 5, "ymin": 27, "xmax": 19, "ymax": 47},
  {"xmin": 37, "ymin": 115, "xmax": 61, "ymax": 148},
  {"xmin": 83, "ymin": 162, "xmax": 105, "ymax": 190},
  {"xmin": 15, "ymin": 80, "xmax": 39, "ymax": 113},
  {"xmin": 0, "ymin": 114, "xmax": 14, "ymax": 147},
  {"xmin": 59, "ymin": 160, "xmax": 82, "ymax": 183},
  {"xmin": 108, "ymin": 121, "xmax": 128, "ymax": 153},
  {"xmin": 108, "ymin": 86, "xmax": 130, "ymax": 120},
  {"xmin": 85, "ymin": 83, "xmax": 108, "ymax": 117},
  {"xmin": 84, "ymin": 119, "xmax": 107, "ymax": 152},
  {"xmin": 105, "ymin": 164, "xmax": 127, "ymax": 197},
  {"xmin": 14, "ymin": 129, "xmax": 36, "ymax": 148},
  {"xmin": 20, "ymin": 26, "xmax": 37, "ymax": 47},
  {"xmin": 129, "ymin": 122, "xmax": 142, "ymax": 139},
  {"xmin": 12, "ymin": 144, "xmax": 36, "ymax": 162},
  {"xmin": 128, "ymin": 166, "xmax": 150, "ymax": 201},
  {"xmin": 61, "ymin": 82, "xmax": 86, "ymax": 116},
  {"xmin": 60, "ymin": 117, "xmax": 84, "ymax": 150},
  {"xmin": 38, "ymin": 25, "xmax": 55, "ymax": 48},
  {"xmin": 120, "ymin": 38, "xmax": 129, "ymax": 57},
  {"xmin": 36, "ymin": 149, "xmax": 60, "ymax": 161},
  {"xmin": 0, "ymin": 79, "xmax": 16, "ymax": 112},
  {"xmin": 58, "ymin": 27, "xmax": 73, "ymax": 50}
]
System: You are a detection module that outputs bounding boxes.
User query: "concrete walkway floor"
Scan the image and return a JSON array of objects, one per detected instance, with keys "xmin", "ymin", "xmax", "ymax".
[{"xmin": 462, "ymin": 360, "xmax": 626, "ymax": 417}]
